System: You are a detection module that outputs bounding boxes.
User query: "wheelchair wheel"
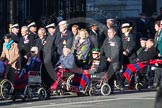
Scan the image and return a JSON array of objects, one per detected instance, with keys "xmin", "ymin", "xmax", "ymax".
[
  {"xmin": 0, "ymin": 79, "xmax": 14, "ymax": 99},
  {"xmin": 135, "ymin": 83, "xmax": 143, "ymax": 91},
  {"xmin": 38, "ymin": 87, "xmax": 47, "ymax": 100},
  {"xmin": 100, "ymin": 83, "xmax": 111, "ymax": 96},
  {"xmin": 66, "ymin": 74, "xmax": 74, "ymax": 91}
]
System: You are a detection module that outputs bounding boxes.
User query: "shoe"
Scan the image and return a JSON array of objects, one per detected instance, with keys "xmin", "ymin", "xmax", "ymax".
[
  {"xmin": 120, "ymin": 87, "xmax": 124, "ymax": 92},
  {"xmin": 128, "ymin": 81, "xmax": 135, "ymax": 90},
  {"xmin": 156, "ymin": 86, "xmax": 160, "ymax": 91},
  {"xmin": 110, "ymin": 91, "xmax": 114, "ymax": 94},
  {"xmin": 11, "ymin": 95, "xmax": 16, "ymax": 102},
  {"xmin": 128, "ymin": 86, "xmax": 134, "ymax": 90},
  {"xmin": 45, "ymin": 95, "xmax": 50, "ymax": 100}
]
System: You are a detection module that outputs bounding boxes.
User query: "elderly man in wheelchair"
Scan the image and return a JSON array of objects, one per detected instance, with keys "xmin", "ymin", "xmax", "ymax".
[
  {"xmin": 50, "ymin": 46, "xmax": 75, "ymax": 93},
  {"xmin": 120, "ymin": 39, "xmax": 158, "ymax": 91},
  {"xmin": 87, "ymin": 48, "xmax": 111, "ymax": 96},
  {"xmin": 13, "ymin": 46, "xmax": 45, "ymax": 101}
]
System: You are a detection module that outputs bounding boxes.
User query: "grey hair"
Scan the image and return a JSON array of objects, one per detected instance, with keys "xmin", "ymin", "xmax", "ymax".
[{"xmin": 21, "ymin": 26, "xmax": 29, "ymax": 32}]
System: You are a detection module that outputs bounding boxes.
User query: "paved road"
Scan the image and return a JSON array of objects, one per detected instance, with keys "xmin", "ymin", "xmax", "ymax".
[{"xmin": 0, "ymin": 90, "xmax": 157, "ymax": 108}]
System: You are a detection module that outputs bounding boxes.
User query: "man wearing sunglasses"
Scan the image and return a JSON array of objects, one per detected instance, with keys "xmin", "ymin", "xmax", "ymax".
[{"xmin": 24, "ymin": 46, "xmax": 41, "ymax": 71}]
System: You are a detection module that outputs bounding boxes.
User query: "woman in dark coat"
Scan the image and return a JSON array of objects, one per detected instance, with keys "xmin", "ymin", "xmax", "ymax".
[{"xmin": 121, "ymin": 23, "xmax": 137, "ymax": 65}]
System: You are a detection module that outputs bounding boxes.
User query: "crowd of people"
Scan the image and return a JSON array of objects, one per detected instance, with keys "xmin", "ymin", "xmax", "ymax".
[{"xmin": 0, "ymin": 10, "xmax": 162, "ymax": 100}]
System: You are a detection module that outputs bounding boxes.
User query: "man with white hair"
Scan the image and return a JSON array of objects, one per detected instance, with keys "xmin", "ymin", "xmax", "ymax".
[
  {"xmin": 54, "ymin": 20, "xmax": 73, "ymax": 56},
  {"xmin": 35, "ymin": 27, "xmax": 47, "ymax": 61},
  {"xmin": 106, "ymin": 19, "xmax": 114, "ymax": 29},
  {"xmin": 19, "ymin": 26, "xmax": 34, "ymax": 67}
]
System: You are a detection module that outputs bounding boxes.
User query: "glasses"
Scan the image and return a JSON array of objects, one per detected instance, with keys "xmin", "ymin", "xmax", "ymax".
[
  {"xmin": 30, "ymin": 51, "xmax": 35, "ymax": 53},
  {"xmin": 92, "ymin": 53, "xmax": 99, "ymax": 55}
]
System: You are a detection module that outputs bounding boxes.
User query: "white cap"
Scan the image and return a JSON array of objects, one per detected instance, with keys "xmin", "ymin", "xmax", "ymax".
[
  {"xmin": 58, "ymin": 20, "xmax": 68, "ymax": 26},
  {"xmin": 27, "ymin": 22, "xmax": 36, "ymax": 28},
  {"xmin": 121, "ymin": 23, "xmax": 130, "ymax": 28},
  {"xmin": 11, "ymin": 23, "xmax": 19, "ymax": 29},
  {"xmin": 106, "ymin": 18, "xmax": 114, "ymax": 22},
  {"xmin": 46, "ymin": 23, "xmax": 55, "ymax": 28}
]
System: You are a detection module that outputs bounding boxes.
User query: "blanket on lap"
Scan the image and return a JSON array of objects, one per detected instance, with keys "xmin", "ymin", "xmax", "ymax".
[
  {"xmin": 123, "ymin": 59, "xmax": 162, "ymax": 82},
  {"xmin": 71, "ymin": 70, "xmax": 90, "ymax": 90},
  {"xmin": 14, "ymin": 69, "xmax": 28, "ymax": 90},
  {"xmin": 123, "ymin": 62, "xmax": 146, "ymax": 82}
]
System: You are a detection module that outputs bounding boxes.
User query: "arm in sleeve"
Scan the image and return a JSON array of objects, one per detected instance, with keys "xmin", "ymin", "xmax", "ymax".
[
  {"xmin": 126, "ymin": 35, "xmax": 136, "ymax": 54},
  {"xmin": 61, "ymin": 54, "xmax": 75, "ymax": 69},
  {"xmin": 111, "ymin": 37, "xmax": 122, "ymax": 62},
  {"xmin": 10, "ymin": 44, "xmax": 19, "ymax": 64},
  {"xmin": 0, "ymin": 45, "xmax": 6, "ymax": 61}
]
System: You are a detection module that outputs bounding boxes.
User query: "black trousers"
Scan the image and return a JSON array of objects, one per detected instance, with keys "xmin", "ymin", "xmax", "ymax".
[{"xmin": 107, "ymin": 63, "xmax": 120, "ymax": 92}]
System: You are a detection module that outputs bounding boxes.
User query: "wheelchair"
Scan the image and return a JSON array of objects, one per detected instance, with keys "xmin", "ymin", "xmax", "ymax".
[
  {"xmin": 0, "ymin": 74, "xmax": 14, "ymax": 100},
  {"xmin": 135, "ymin": 65, "xmax": 155, "ymax": 91},
  {"xmin": 13, "ymin": 64, "xmax": 47, "ymax": 101},
  {"xmin": 88, "ymin": 72, "xmax": 111, "ymax": 96},
  {"xmin": 0, "ymin": 61, "xmax": 14, "ymax": 100},
  {"xmin": 67, "ymin": 70, "xmax": 111, "ymax": 96}
]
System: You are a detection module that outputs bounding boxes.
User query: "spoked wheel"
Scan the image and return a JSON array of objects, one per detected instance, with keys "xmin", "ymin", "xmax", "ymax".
[
  {"xmin": 38, "ymin": 88, "xmax": 47, "ymax": 100},
  {"xmin": 66, "ymin": 74, "xmax": 74, "ymax": 91},
  {"xmin": 100, "ymin": 83, "xmax": 111, "ymax": 96},
  {"xmin": 135, "ymin": 83, "xmax": 143, "ymax": 91},
  {"xmin": 0, "ymin": 79, "xmax": 14, "ymax": 99}
]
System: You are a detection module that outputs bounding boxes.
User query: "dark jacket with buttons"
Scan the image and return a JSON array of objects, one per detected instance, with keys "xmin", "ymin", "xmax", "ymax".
[
  {"xmin": 101, "ymin": 35, "xmax": 122, "ymax": 63},
  {"xmin": 122, "ymin": 33, "xmax": 137, "ymax": 64},
  {"xmin": 55, "ymin": 30, "xmax": 73, "ymax": 56}
]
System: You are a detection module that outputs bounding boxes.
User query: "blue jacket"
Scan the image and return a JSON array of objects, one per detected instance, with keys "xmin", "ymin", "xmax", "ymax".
[
  {"xmin": 56, "ymin": 53, "xmax": 74, "ymax": 69},
  {"xmin": 25, "ymin": 56, "xmax": 42, "ymax": 71}
]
